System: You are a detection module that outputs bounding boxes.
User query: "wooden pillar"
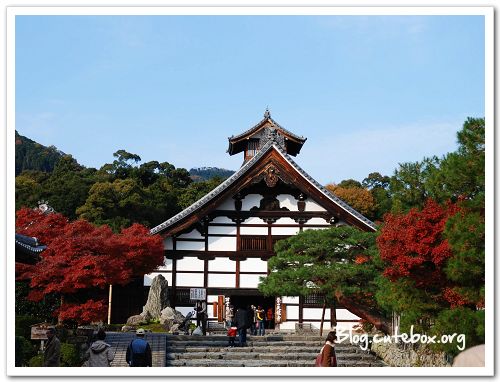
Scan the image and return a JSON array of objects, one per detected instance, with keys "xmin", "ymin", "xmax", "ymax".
[
  {"xmin": 172, "ymin": 237, "xmax": 177, "ymax": 309},
  {"xmin": 236, "ymin": 260, "xmax": 240, "ymax": 288},
  {"xmin": 298, "ymin": 295, "xmax": 303, "ymax": 324}
]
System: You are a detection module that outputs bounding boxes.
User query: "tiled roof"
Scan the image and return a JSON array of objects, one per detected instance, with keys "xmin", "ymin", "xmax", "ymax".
[
  {"xmin": 150, "ymin": 140, "xmax": 377, "ymax": 235},
  {"xmin": 228, "ymin": 112, "xmax": 306, "ymax": 143},
  {"xmin": 15, "ymin": 234, "xmax": 46, "ymax": 253}
]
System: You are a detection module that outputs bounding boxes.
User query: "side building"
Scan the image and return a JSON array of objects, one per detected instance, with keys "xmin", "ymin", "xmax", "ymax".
[{"xmin": 149, "ymin": 110, "xmax": 377, "ymax": 331}]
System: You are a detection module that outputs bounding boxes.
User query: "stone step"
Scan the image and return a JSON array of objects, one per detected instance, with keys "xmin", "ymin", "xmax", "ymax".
[
  {"xmin": 166, "ymin": 351, "xmax": 378, "ymax": 361},
  {"xmin": 167, "ymin": 345, "xmax": 362, "ymax": 354}
]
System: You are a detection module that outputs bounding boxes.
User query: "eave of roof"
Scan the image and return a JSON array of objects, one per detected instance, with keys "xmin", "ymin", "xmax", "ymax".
[{"xmin": 150, "ymin": 142, "xmax": 377, "ymax": 235}]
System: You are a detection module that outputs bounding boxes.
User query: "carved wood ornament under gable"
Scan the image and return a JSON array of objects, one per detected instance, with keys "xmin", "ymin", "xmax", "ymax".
[{"xmin": 252, "ymin": 163, "xmax": 292, "ymax": 188}]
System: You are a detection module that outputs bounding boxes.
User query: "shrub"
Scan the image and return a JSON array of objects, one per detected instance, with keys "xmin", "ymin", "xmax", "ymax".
[
  {"xmin": 28, "ymin": 355, "xmax": 43, "ymax": 367},
  {"xmin": 15, "ymin": 315, "xmax": 43, "ymax": 339},
  {"xmin": 15, "ymin": 336, "xmax": 37, "ymax": 366},
  {"xmin": 60, "ymin": 343, "xmax": 81, "ymax": 367}
]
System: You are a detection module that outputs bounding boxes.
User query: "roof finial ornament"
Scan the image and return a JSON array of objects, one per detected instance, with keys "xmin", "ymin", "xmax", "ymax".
[{"xmin": 264, "ymin": 107, "xmax": 271, "ymax": 119}]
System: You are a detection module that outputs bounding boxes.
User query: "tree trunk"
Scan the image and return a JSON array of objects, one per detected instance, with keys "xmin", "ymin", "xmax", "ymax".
[
  {"xmin": 320, "ymin": 299, "xmax": 326, "ymax": 337},
  {"xmin": 337, "ymin": 296, "xmax": 391, "ymax": 334}
]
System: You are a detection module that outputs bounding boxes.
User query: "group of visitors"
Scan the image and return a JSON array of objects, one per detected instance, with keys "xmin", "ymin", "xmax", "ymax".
[
  {"xmin": 42, "ymin": 327, "xmax": 152, "ymax": 367},
  {"xmin": 227, "ymin": 305, "xmax": 271, "ymax": 347}
]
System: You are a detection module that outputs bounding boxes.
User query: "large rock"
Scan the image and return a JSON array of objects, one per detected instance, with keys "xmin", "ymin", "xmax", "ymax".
[
  {"xmin": 126, "ymin": 314, "xmax": 147, "ymax": 326},
  {"xmin": 142, "ymin": 274, "xmax": 169, "ymax": 320},
  {"xmin": 160, "ymin": 307, "xmax": 186, "ymax": 331}
]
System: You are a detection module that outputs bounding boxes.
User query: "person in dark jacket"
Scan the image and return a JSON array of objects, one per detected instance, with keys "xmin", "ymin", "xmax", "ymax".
[
  {"xmin": 84, "ymin": 328, "xmax": 115, "ymax": 367},
  {"xmin": 234, "ymin": 306, "xmax": 250, "ymax": 347},
  {"xmin": 43, "ymin": 328, "xmax": 61, "ymax": 367},
  {"xmin": 126, "ymin": 328, "xmax": 152, "ymax": 367}
]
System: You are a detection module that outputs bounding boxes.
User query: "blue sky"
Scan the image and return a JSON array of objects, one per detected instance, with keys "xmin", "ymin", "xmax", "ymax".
[{"xmin": 15, "ymin": 15, "xmax": 485, "ymax": 185}]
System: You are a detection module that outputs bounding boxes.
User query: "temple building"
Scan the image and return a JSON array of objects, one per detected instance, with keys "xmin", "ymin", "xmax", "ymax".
[{"xmin": 149, "ymin": 110, "xmax": 376, "ymax": 331}]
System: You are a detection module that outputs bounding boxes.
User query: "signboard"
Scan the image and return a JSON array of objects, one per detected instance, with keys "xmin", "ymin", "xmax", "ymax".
[
  {"xmin": 190, "ymin": 288, "xmax": 206, "ymax": 301},
  {"xmin": 30, "ymin": 323, "xmax": 54, "ymax": 340},
  {"xmin": 275, "ymin": 297, "xmax": 282, "ymax": 324}
]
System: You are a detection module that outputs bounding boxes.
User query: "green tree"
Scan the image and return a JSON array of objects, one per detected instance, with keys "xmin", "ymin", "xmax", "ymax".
[
  {"xmin": 362, "ymin": 172, "xmax": 392, "ymax": 221},
  {"xmin": 259, "ymin": 226, "xmax": 391, "ymax": 332}
]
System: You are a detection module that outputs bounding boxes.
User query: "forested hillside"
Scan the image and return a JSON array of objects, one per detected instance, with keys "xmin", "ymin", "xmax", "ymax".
[
  {"xmin": 15, "ymin": 131, "xmax": 64, "ymax": 175},
  {"xmin": 189, "ymin": 167, "xmax": 234, "ymax": 182}
]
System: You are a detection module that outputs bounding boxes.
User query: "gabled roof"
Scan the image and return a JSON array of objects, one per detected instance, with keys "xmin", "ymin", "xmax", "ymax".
[
  {"xmin": 15, "ymin": 233, "xmax": 45, "ymax": 264},
  {"xmin": 150, "ymin": 139, "xmax": 377, "ymax": 236},
  {"xmin": 227, "ymin": 110, "xmax": 307, "ymax": 157}
]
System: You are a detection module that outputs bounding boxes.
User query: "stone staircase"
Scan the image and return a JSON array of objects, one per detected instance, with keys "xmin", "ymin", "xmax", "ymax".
[{"xmin": 166, "ymin": 334, "xmax": 386, "ymax": 367}]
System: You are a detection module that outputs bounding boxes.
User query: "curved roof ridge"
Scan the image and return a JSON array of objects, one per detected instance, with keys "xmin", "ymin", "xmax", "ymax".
[
  {"xmin": 273, "ymin": 144, "xmax": 377, "ymax": 231},
  {"xmin": 150, "ymin": 140, "xmax": 275, "ymax": 235},
  {"xmin": 229, "ymin": 115, "xmax": 306, "ymax": 143}
]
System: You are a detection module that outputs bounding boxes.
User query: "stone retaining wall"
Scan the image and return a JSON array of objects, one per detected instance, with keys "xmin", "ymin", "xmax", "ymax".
[{"xmin": 371, "ymin": 340, "xmax": 451, "ymax": 367}]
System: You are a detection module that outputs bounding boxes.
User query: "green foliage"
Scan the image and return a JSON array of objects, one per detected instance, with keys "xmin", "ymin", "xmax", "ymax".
[
  {"xmin": 260, "ymin": 226, "xmax": 382, "ymax": 309},
  {"xmin": 431, "ymin": 307, "xmax": 484, "ymax": 356},
  {"xmin": 28, "ymin": 354, "xmax": 44, "ymax": 367},
  {"xmin": 15, "ymin": 335, "xmax": 37, "ymax": 366},
  {"xmin": 15, "ymin": 315, "xmax": 44, "ymax": 338},
  {"xmin": 60, "ymin": 343, "xmax": 82, "ymax": 367},
  {"xmin": 15, "ymin": 282, "xmax": 60, "ymax": 322},
  {"xmin": 189, "ymin": 167, "xmax": 234, "ymax": 182},
  {"xmin": 178, "ymin": 177, "xmax": 224, "ymax": 209},
  {"xmin": 15, "ymin": 131, "xmax": 64, "ymax": 176}
]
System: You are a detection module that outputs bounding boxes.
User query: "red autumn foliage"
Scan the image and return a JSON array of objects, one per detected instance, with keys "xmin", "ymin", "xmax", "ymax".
[
  {"xmin": 16, "ymin": 208, "xmax": 164, "ymax": 324},
  {"xmin": 377, "ymin": 199, "xmax": 460, "ymax": 289},
  {"xmin": 442, "ymin": 287, "xmax": 470, "ymax": 309}
]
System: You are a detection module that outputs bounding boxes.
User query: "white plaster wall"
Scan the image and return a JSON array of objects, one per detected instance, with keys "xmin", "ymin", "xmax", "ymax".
[
  {"xmin": 243, "ymin": 217, "xmax": 266, "ymax": 225},
  {"xmin": 208, "ymin": 273, "xmax": 235, "ymax": 288},
  {"xmin": 303, "ymin": 308, "xmax": 332, "ymax": 320},
  {"xmin": 208, "ymin": 236, "xmax": 236, "ymax": 251},
  {"xmin": 282, "ymin": 296, "xmax": 299, "ymax": 304},
  {"xmin": 274, "ymin": 217, "xmax": 296, "ymax": 225},
  {"xmin": 241, "ymin": 194, "xmax": 262, "ymax": 210},
  {"xmin": 305, "ymin": 200, "xmax": 327, "ymax": 212},
  {"xmin": 240, "ymin": 226, "xmax": 268, "ymax": 235},
  {"xmin": 276, "ymin": 195, "xmax": 298, "ymax": 211},
  {"xmin": 285, "ymin": 305, "xmax": 299, "ymax": 320},
  {"xmin": 176, "ymin": 257, "xmax": 204, "ymax": 271},
  {"xmin": 176, "ymin": 272, "xmax": 204, "ymax": 287},
  {"xmin": 210, "ymin": 216, "xmax": 233, "ymax": 224},
  {"xmin": 304, "ymin": 217, "xmax": 329, "ymax": 225},
  {"xmin": 239, "ymin": 274, "xmax": 265, "ymax": 289},
  {"xmin": 302, "ymin": 226, "xmax": 325, "ymax": 231},
  {"xmin": 208, "ymin": 257, "xmax": 236, "ymax": 272},
  {"xmin": 208, "ymin": 225, "xmax": 237, "ymax": 235},
  {"xmin": 239, "ymin": 258, "xmax": 268, "ymax": 273},
  {"xmin": 176, "ymin": 240, "xmax": 205, "ymax": 251},
  {"xmin": 336, "ymin": 308, "xmax": 361, "ymax": 321},
  {"xmin": 217, "ymin": 197, "xmax": 236, "ymax": 211},
  {"xmin": 271, "ymin": 226, "xmax": 300, "ymax": 235},
  {"xmin": 177, "ymin": 229, "xmax": 204, "ymax": 240},
  {"xmin": 143, "ymin": 272, "xmax": 172, "ymax": 286},
  {"xmin": 164, "ymin": 237, "xmax": 173, "ymax": 250}
]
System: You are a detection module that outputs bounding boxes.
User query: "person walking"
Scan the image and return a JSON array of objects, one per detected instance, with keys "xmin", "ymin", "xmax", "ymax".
[
  {"xmin": 126, "ymin": 328, "xmax": 152, "ymax": 367},
  {"xmin": 256, "ymin": 305, "xmax": 265, "ymax": 336},
  {"xmin": 84, "ymin": 328, "xmax": 115, "ymax": 367},
  {"xmin": 315, "ymin": 331, "xmax": 337, "ymax": 367},
  {"xmin": 195, "ymin": 301, "xmax": 207, "ymax": 335},
  {"xmin": 266, "ymin": 307, "xmax": 274, "ymax": 329},
  {"xmin": 226, "ymin": 305, "xmax": 234, "ymax": 329},
  {"xmin": 227, "ymin": 322, "xmax": 237, "ymax": 348},
  {"xmin": 43, "ymin": 327, "xmax": 61, "ymax": 367},
  {"xmin": 249, "ymin": 305, "xmax": 257, "ymax": 335},
  {"xmin": 234, "ymin": 306, "xmax": 250, "ymax": 347}
]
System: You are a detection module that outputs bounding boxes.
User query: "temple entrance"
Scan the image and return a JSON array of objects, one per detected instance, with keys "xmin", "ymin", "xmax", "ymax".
[{"xmin": 229, "ymin": 294, "xmax": 276, "ymax": 330}]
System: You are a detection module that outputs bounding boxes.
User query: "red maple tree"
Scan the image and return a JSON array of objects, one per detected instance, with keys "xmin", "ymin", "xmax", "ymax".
[
  {"xmin": 377, "ymin": 199, "xmax": 462, "ymax": 302},
  {"xmin": 16, "ymin": 208, "xmax": 164, "ymax": 324}
]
